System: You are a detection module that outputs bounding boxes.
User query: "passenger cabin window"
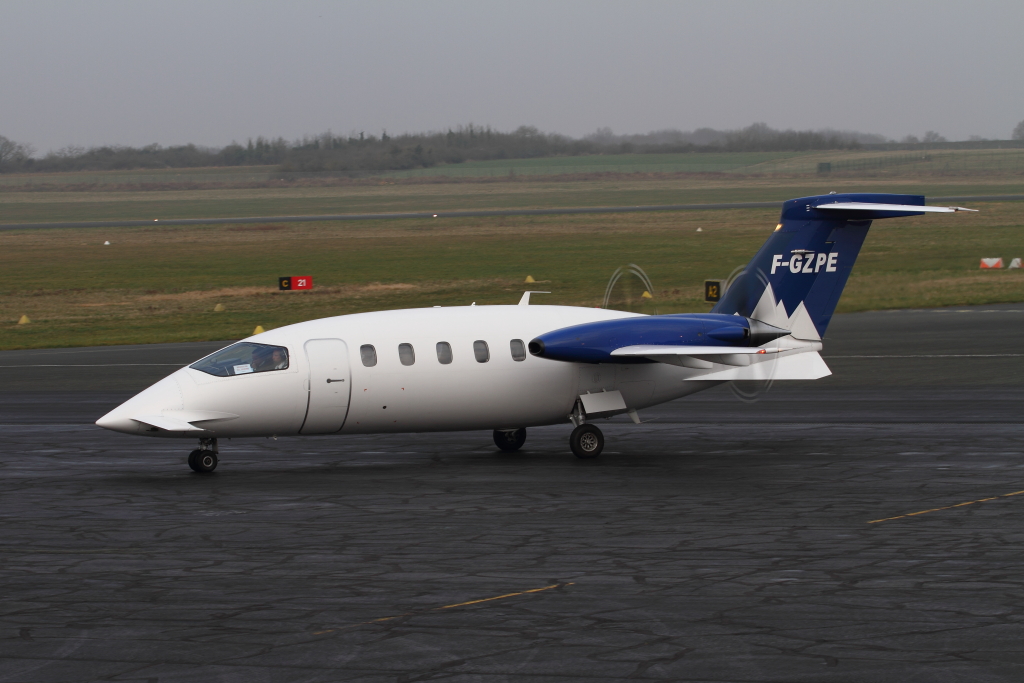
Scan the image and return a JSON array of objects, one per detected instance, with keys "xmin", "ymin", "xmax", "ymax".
[
  {"xmin": 190, "ymin": 342, "xmax": 289, "ymax": 377},
  {"xmin": 510, "ymin": 339, "xmax": 526, "ymax": 361},
  {"xmin": 399, "ymin": 343, "xmax": 416, "ymax": 366},
  {"xmin": 360, "ymin": 344, "xmax": 377, "ymax": 367},
  {"xmin": 436, "ymin": 342, "xmax": 453, "ymax": 364},
  {"xmin": 473, "ymin": 340, "xmax": 490, "ymax": 363}
]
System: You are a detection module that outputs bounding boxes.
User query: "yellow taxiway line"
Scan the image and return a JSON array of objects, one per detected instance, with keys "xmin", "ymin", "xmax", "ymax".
[
  {"xmin": 869, "ymin": 489, "xmax": 1024, "ymax": 524},
  {"xmin": 313, "ymin": 582, "xmax": 573, "ymax": 635}
]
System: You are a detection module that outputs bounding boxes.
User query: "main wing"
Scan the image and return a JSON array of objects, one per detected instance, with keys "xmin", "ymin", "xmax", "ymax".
[{"xmin": 610, "ymin": 342, "xmax": 829, "ymax": 379}]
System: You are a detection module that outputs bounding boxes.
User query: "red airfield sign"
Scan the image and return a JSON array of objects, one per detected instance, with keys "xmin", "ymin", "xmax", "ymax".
[{"xmin": 279, "ymin": 276, "xmax": 313, "ymax": 290}]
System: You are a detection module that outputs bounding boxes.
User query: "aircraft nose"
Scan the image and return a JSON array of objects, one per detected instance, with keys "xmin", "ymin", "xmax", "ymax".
[
  {"xmin": 95, "ymin": 410, "xmax": 137, "ymax": 434},
  {"xmin": 95, "ymin": 374, "xmax": 184, "ymax": 435}
]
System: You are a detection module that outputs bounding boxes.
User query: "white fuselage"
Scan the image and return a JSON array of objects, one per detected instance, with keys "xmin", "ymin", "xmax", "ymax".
[{"xmin": 96, "ymin": 305, "xmax": 721, "ymax": 439}]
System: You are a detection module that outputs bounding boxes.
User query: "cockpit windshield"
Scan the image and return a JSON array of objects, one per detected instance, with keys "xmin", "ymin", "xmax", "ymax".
[{"xmin": 190, "ymin": 342, "xmax": 290, "ymax": 377}]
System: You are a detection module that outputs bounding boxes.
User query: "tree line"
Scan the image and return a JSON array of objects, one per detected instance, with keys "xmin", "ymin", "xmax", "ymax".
[{"xmin": 0, "ymin": 122, "xmax": 998, "ymax": 175}]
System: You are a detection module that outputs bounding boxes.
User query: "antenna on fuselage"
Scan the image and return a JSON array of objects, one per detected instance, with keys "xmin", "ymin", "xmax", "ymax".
[{"xmin": 518, "ymin": 291, "xmax": 551, "ymax": 306}]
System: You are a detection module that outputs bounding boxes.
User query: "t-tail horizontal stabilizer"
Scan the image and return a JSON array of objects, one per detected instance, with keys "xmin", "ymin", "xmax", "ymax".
[
  {"xmin": 713, "ymin": 193, "xmax": 976, "ymax": 337},
  {"xmin": 815, "ymin": 202, "xmax": 978, "ymax": 215}
]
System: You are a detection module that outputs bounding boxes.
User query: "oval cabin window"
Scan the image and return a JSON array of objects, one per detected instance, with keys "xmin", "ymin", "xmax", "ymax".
[
  {"xmin": 473, "ymin": 340, "xmax": 490, "ymax": 363},
  {"xmin": 398, "ymin": 343, "xmax": 416, "ymax": 366},
  {"xmin": 510, "ymin": 339, "xmax": 526, "ymax": 361},
  {"xmin": 360, "ymin": 345, "xmax": 377, "ymax": 367},
  {"xmin": 436, "ymin": 342, "xmax": 453, "ymax": 364}
]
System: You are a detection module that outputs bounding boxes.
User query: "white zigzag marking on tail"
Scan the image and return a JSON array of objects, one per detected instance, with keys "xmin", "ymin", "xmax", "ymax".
[{"xmin": 750, "ymin": 283, "xmax": 821, "ymax": 341}]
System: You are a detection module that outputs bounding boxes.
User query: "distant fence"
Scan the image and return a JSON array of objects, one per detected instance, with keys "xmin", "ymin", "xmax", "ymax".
[
  {"xmin": 0, "ymin": 169, "xmax": 370, "ymax": 187},
  {"xmin": 818, "ymin": 152, "xmax": 1024, "ymax": 175},
  {"xmin": 2, "ymin": 148, "xmax": 1023, "ymax": 187}
]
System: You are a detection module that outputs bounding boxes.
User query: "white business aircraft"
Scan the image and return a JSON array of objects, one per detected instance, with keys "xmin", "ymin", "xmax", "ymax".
[{"xmin": 96, "ymin": 193, "xmax": 974, "ymax": 472}]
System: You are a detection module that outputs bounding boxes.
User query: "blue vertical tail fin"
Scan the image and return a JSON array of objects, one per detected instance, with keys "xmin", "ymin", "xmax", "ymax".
[{"xmin": 712, "ymin": 193, "xmax": 971, "ymax": 339}]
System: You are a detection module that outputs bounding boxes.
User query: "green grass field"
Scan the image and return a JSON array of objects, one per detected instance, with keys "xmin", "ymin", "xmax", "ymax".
[
  {"xmin": 386, "ymin": 148, "xmax": 1024, "ymax": 178},
  {"xmin": 3, "ymin": 176, "xmax": 1024, "ymax": 225},
  {"xmin": 2, "ymin": 164, "xmax": 1023, "ymax": 349},
  {"xmin": 2, "ymin": 189, "xmax": 1022, "ymax": 349},
  {"xmin": 383, "ymin": 152, "xmax": 807, "ymax": 177},
  {"xmin": 0, "ymin": 153, "xmax": 816, "ymax": 186}
]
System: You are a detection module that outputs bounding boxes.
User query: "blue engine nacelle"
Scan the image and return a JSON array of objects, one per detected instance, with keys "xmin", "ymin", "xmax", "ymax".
[{"xmin": 528, "ymin": 314, "xmax": 789, "ymax": 364}]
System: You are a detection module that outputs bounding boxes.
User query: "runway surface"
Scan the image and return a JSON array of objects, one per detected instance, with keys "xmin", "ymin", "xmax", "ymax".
[
  {"xmin": 2, "ymin": 304, "xmax": 1023, "ymax": 681},
  {"xmin": 1, "ymin": 194, "xmax": 1019, "ymax": 231}
]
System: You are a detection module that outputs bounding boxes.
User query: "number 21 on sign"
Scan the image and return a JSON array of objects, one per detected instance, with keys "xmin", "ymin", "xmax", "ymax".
[{"xmin": 279, "ymin": 276, "xmax": 313, "ymax": 291}]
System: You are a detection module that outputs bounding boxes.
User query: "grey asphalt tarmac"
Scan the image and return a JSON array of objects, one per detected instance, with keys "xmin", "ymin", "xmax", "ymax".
[
  {"xmin": 2, "ymin": 304, "xmax": 1023, "ymax": 682},
  {"xmin": 1, "ymin": 194, "xmax": 1019, "ymax": 231}
]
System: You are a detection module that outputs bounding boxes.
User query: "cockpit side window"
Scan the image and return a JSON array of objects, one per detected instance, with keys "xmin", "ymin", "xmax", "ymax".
[{"xmin": 190, "ymin": 342, "xmax": 289, "ymax": 377}]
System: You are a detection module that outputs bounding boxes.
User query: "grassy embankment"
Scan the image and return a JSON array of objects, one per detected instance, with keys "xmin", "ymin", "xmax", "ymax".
[{"xmin": 2, "ymin": 149, "xmax": 1023, "ymax": 350}]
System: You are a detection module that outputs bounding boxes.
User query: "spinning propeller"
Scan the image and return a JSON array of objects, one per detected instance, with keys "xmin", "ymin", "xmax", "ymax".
[
  {"xmin": 603, "ymin": 264, "xmax": 655, "ymax": 311},
  {"xmin": 720, "ymin": 264, "xmax": 781, "ymax": 403}
]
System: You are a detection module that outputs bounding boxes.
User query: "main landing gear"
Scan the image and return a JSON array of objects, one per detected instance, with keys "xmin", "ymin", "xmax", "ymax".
[
  {"xmin": 188, "ymin": 438, "xmax": 218, "ymax": 473},
  {"xmin": 568, "ymin": 399, "xmax": 604, "ymax": 459},
  {"xmin": 570, "ymin": 424, "xmax": 604, "ymax": 459},
  {"xmin": 493, "ymin": 428, "xmax": 527, "ymax": 452}
]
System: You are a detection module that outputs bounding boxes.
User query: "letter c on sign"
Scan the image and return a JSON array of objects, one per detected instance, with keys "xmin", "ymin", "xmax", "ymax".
[{"xmin": 789, "ymin": 255, "xmax": 803, "ymax": 273}]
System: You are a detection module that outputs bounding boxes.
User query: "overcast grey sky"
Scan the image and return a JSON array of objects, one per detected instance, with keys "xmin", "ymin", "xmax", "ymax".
[{"xmin": 2, "ymin": 0, "xmax": 1022, "ymax": 153}]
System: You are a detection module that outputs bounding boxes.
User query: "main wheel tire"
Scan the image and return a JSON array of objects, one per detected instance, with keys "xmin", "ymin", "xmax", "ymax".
[
  {"xmin": 188, "ymin": 449, "xmax": 202, "ymax": 472},
  {"xmin": 493, "ymin": 428, "xmax": 527, "ymax": 452},
  {"xmin": 195, "ymin": 450, "xmax": 218, "ymax": 473},
  {"xmin": 570, "ymin": 424, "xmax": 604, "ymax": 459}
]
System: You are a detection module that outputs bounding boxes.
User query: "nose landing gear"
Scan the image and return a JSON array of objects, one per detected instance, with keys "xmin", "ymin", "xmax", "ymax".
[{"xmin": 187, "ymin": 438, "xmax": 218, "ymax": 473}]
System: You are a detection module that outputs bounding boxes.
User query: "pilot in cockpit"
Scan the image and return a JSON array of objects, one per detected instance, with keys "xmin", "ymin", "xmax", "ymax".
[{"xmin": 252, "ymin": 346, "xmax": 288, "ymax": 372}]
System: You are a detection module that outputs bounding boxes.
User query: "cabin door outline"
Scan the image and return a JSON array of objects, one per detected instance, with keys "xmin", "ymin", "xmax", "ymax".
[{"xmin": 300, "ymin": 338, "xmax": 351, "ymax": 434}]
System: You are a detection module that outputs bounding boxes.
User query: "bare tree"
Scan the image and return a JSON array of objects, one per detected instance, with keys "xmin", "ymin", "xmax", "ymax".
[
  {"xmin": 1013, "ymin": 120, "xmax": 1024, "ymax": 140},
  {"xmin": 0, "ymin": 135, "xmax": 33, "ymax": 168},
  {"xmin": 0, "ymin": 136, "xmax": 18, "ymax": 165}
]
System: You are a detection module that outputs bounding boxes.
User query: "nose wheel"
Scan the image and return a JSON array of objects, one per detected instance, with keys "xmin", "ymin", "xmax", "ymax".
[
  {"xmin": 188, "ymin": 438, "xmax": 219, "ymax": 473},
  {"xmin": 570, "ymin": 424, "xmax": 604, "ymax": 459}
]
